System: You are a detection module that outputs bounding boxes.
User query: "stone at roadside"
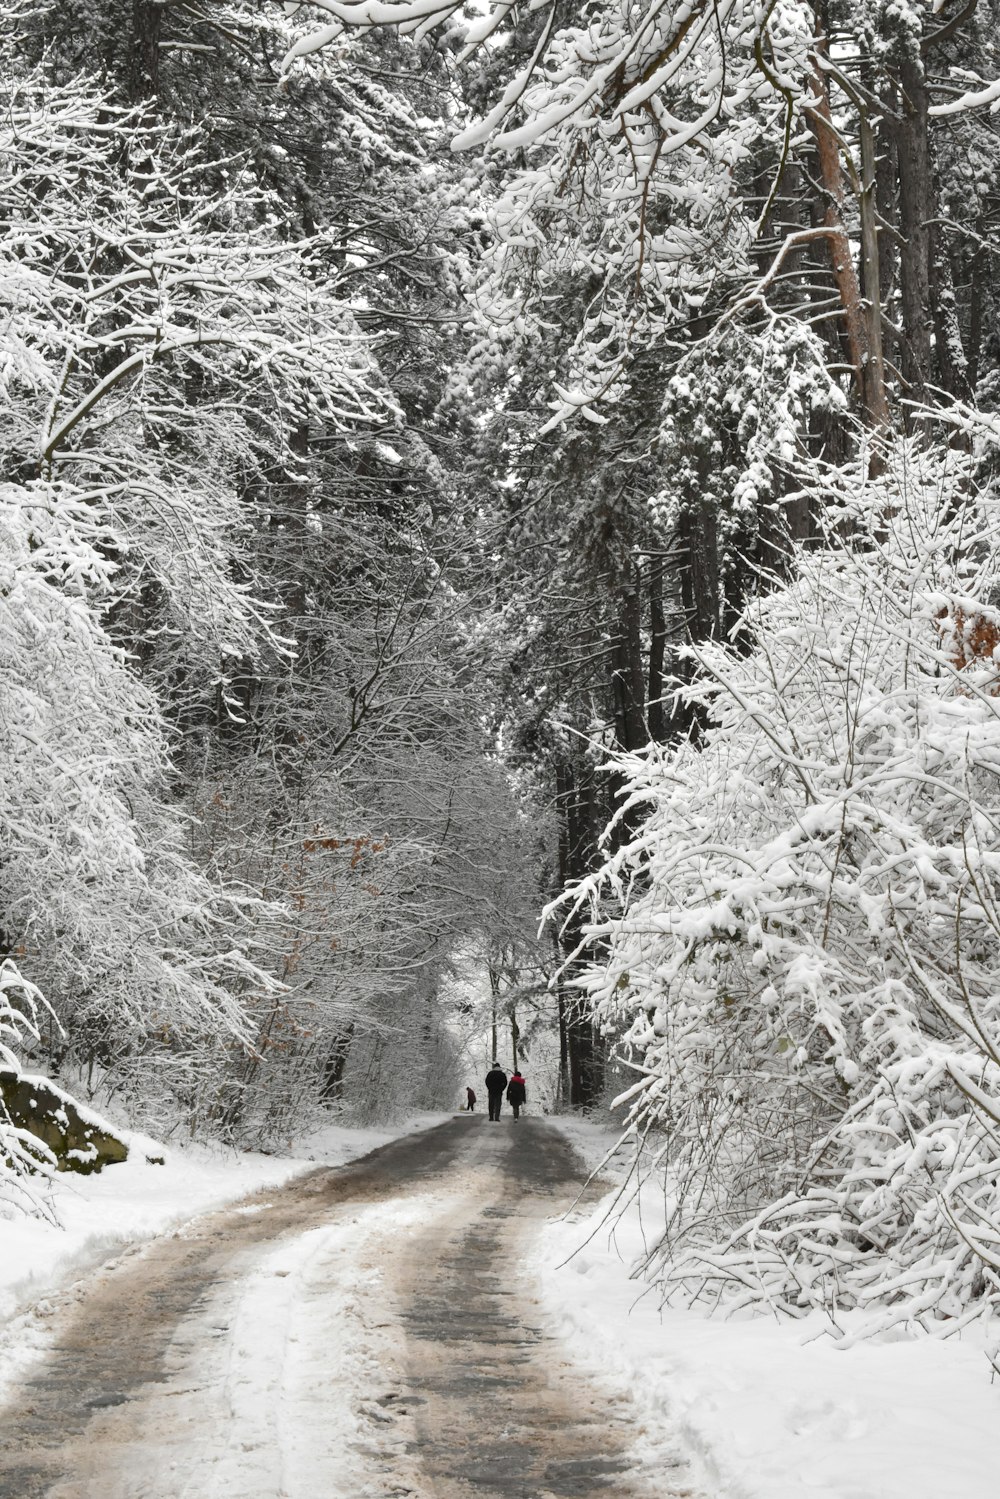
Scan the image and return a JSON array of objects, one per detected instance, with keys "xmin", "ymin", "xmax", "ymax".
[{"xmin": 0, "ymin": 1067, "xmax": 129, "ymax": 1173}]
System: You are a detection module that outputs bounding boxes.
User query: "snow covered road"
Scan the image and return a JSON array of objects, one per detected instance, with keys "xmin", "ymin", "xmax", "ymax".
[{"xmin": 0, "ymin": 1118, "xmax": 696, "ymax": 1499}]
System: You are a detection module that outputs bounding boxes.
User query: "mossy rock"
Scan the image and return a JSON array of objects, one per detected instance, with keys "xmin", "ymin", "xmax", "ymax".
[{"xmin": 0, "ymin": 1068, "xmax": 129, "ymax": 1174}]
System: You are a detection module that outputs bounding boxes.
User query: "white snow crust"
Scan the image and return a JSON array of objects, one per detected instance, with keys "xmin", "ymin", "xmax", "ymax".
[
  {"xmin": 543, "ymin": 1117, "xmax": 1000, "ymax": 1499},
  {"xmin": 7, "ymin": 1111, "xmax": 996, "ymax": 1497},
  {"xmin": 0, "ymin": 1113, "xmax": 450, "ymax": 1417},
  {"xmin": 63, "ymin": 1195, "xmax": 432, "ymax": 1499}
]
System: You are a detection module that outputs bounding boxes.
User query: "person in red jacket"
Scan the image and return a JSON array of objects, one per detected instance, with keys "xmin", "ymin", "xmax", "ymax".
[
  {"xmin": 506, "ymin": 1071, "xmax": 526, "ymax": 1121},
  {"xmin": 466, "ymin": 1086, "xmax": 476, "ymax": 1112}
]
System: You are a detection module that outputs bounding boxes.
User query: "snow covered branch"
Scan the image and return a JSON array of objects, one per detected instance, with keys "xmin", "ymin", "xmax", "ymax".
[{"xmin": 558, "ymin": 435, "xmax": 1000, "ymax": 1337}]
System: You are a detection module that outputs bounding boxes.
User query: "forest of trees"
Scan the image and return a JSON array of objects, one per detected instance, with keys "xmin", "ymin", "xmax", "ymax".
[{"xmin": 5, "ymin": 0, "xmax": 1000, "ymax": 1331}]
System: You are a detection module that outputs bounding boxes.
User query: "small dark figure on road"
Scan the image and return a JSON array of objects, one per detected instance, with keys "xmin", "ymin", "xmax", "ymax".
[
  {"xmin": 506, "ymin": 1071, "xmax": 526, "ymax": 1121},
  {"xmin": 466, "ymin": 1086, "xmax": 476, "ymax": 1112},
  {"xmin": 485, "ymin": 1061, "xmax": 508, "ymax": 1121}
]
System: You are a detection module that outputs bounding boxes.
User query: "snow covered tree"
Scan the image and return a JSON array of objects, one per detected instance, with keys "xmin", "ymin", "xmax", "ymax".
[
  {"xmin": 9, "ymin": 0, "xmax": 1000, "ymax": 1154},
  {"xmin": 560, "ymin": 427, "xmax": 1000, "ymax": 1334},
  {"xmin": 0, "ymin": 54, "xmax": 401, "ymax": 1116},
  {"xmin": 0, "ymin": 0, "xmax": 552, "ymax": 1129}
]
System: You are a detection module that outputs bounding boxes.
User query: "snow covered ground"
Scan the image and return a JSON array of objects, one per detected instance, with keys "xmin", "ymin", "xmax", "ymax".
[
  {"xmin": 6, "ymin": 1109, "xmax": 1000, "ymax": 1498},
  {"xmin": 543, "ymin": 1116, "xmax": 1000, "ymax": 1499},
  {"xmin": 56, "ymin": 1192, "xmax": 436, "ymax": 1499},
  {"xmin": 0, "ymin": 1112, "xmax": 451, "ymax": 1412}
]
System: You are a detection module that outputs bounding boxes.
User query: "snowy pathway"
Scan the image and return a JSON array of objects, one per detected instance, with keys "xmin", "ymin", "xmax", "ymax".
[{"xmin": 0, "ymin": 1119, "xmax": 697, "ymax": 1499}]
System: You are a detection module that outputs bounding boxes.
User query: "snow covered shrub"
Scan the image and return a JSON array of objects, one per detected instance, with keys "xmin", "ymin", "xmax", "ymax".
[
  {"xmin": 560, "ymin": 437, "xmax": 1000, "ymax": 1338},
  {"xmin": 0, "ymin": 961, "xmax": 58, "ymax": 1217}
]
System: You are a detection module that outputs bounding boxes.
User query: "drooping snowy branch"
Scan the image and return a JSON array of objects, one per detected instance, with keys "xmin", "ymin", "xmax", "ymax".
[{"xmin": 555, "ymin": 433, "xmax": 1000, "ymax": 1336}]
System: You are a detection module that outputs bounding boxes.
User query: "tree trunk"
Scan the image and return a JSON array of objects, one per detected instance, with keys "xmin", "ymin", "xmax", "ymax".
[
  {"xmin": 554, "ymin": 759, "xmax": 605, "ymax": 1107},
  {"xmin": 875, "ymin": 86, "xmax": 899, "ymax": 387},
  {"xmin": 321, "ymin": 1025, "xmax": 354, "ymax": 1103},
  {"xmin": 489, "ymin": 966, "xmax": 499, "ymax": 1062},
  {"xmin": 556, "ymin": 977, "xmax": 569, "ymax": 1106},
  {"xmin": 668, "ymin": 479, "xmax": 719, "ymax": 742},
  {"xmin": 804, "ymin": 55, "xmax": 889, "ymax": 427},
  {"xmin": 856, "ymin": 101, "xmax": 887, "ymax": 411},
  {"xmin": 125, "ymin": 0, "xmax": 162, "ymax": 105},
  {"xmin": 610, "ymin": 559, "xmax": 646, "ymax": 754},
  {"xmin": 968, "ymin": 246, "xmax": 986, "ymax": 392},
  {"xmin": 893, "ymin": 50, "xmax": 935, "ymax": 396},
  {"xmin": 647, "ymin": 565, "xmax": 667, "ymax": 742},
  {"xmin": 929, "ymin": 226, "xmax": 970, "ymax": 401}
]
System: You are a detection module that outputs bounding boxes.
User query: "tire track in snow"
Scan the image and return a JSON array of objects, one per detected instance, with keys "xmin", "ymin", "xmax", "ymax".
[
  {"xmin": 0, "ymin": 1118, "xmax": 701, "ymax": 1498},
  {"xmin": 381, "ymin": 1119, "xmax": 698, "ymax": 1499}
]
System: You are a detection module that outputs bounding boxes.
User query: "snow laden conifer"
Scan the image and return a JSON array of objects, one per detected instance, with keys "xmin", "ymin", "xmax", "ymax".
[{"xmin": 559, "ymin": 435, "xmax": 1000, "ymax": 1338}]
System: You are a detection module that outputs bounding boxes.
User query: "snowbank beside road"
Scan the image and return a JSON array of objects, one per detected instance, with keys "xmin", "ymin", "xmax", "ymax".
[
  {"xmin": 0, "ymin": 1138, "xmax": 304, "ymax": 1328},
  {"xmin": 543, "ymin": 1115, "xmax": 999, "ymax": 1499}
]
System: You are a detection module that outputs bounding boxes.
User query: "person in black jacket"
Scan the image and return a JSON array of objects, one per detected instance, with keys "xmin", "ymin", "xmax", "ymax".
[
  {"xmin": 506, "ymin": 1071, "xmax": 526, "ymax": 1120},
  {"xmin": 485, "ymin": 1062, "xmax": 508, "ymax": 1121}
]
